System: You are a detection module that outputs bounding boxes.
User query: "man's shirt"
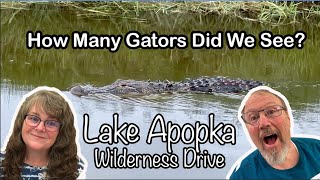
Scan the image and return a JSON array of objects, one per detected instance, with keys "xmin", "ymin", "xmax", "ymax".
[{"xmin": 229, "ymin": 137, "xmax": 320, "ymax": 179}]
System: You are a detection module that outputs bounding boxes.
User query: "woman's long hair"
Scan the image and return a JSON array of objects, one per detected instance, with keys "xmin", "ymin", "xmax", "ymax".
[{"xmin": 2, "ymin": 90, "xmax": 79, "ymax": 179}]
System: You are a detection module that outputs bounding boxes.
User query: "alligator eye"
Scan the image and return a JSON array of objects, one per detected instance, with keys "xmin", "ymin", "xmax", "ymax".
[
  {"xmin": 232, "ymin": 87, "xmax": 239, "ymax": 93},
  {"xmin": 190, "ymin": 86, "xmax": 196, "ymax": 90}
]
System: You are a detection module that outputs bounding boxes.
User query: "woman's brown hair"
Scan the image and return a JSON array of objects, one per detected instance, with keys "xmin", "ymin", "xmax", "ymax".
[{"xmin": 2, "ymin": 90, "xmax": 79, "ymax": 179}]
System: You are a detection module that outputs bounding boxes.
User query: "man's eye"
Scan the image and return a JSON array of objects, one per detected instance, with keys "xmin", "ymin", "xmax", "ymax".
[
  {"xmin": 266, "ymin": 109, "xmax": 276, "ymax": 115},
  {"xmin": 249, "ymin": 114, "xmax": 259, "ymax": 122}
]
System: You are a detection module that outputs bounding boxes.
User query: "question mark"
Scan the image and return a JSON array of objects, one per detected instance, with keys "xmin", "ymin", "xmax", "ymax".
[{"xmin": 294, "ymin": 32, "xmax": 306, "ymax": 49}]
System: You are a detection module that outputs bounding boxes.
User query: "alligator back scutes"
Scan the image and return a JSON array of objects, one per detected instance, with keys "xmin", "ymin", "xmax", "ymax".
[{"xmin": 70, "ymin": 76, "xmax": 265, "ymax": 96}]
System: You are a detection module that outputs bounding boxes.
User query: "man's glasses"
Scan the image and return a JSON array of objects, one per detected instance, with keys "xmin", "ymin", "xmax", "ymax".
[
  {"xmin": 25, "ymin": 114, "xmax": 62, "ymax": 132},
  {"xmin": 241, "ymin": 105, "xmax": 286, "ymax": 126}
]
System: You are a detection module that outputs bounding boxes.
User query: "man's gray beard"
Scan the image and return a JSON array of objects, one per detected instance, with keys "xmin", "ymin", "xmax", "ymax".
[{"xmin": 260, "ymin": 139, "xmax": 289, "ymax": 166}]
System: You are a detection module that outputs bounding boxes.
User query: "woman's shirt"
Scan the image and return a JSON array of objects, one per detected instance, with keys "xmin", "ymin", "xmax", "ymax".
[{"xmin": 0, "ymin": 152, "xmax": 85, "ymax": 179}]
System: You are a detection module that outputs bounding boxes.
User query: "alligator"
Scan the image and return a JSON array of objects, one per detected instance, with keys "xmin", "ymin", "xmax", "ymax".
[{"xmin": 70, "ymin": 76, "xmax": 265, "ymax": 97}]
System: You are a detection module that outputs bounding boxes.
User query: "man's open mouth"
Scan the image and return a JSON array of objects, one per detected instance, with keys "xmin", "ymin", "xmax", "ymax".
[{"xmin": 263, "ymin": 134, "xmax": 278, "ymax": 145}]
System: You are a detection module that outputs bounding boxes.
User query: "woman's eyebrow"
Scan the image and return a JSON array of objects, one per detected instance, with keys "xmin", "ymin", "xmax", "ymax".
[
  {"xmin": 27, "ymin": 112, "xmax": 57, "ymax": 120},
  {"xmin": 27, "ymin": 112, "xmax": 40, "ymax": 116}
]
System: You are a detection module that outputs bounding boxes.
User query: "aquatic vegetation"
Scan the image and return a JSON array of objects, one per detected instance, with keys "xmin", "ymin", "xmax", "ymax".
[{"xmin": 1, "ymin": 2, "xmax": 320, "ymax": 25}]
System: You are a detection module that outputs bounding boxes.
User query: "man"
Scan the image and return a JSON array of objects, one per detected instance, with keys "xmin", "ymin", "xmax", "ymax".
[{"xmin": 227, "ymin": 86, "xmax": 320, "ymax": 179}]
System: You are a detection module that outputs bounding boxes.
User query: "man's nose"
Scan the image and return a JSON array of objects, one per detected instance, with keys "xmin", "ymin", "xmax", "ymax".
[
  {"xmin": 258, "ymin": 112, "xmax": 271, "ymax": 129},
  {"xmin": 35, "ymin": 121, "xmax": 46, "ymax": 131}
]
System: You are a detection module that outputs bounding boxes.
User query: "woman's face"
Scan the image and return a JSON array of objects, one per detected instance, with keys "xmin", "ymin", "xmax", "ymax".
[{"xmin": 22, "ymin": 104, "xmax": 60, "ymax": 153}]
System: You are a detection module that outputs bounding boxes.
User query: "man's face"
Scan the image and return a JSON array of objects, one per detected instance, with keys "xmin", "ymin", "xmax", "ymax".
[{"xmin": 243, "ymin": 91, "xmax": 291, "ymax": 165}]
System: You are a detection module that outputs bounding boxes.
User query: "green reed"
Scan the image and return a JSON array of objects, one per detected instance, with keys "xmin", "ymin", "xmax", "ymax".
[{"xmin": 1, "ymin": 2, "xmax": 320, "ymax": 25}]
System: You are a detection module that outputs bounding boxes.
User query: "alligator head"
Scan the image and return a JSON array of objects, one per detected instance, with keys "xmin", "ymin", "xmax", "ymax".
[
  {"xmin": 70, "ymin": 80, "xmax": 159, "ymax": 96},
  {"xmin": 70, "ymin": 85, "xmax": 90, "ymax": 96}
]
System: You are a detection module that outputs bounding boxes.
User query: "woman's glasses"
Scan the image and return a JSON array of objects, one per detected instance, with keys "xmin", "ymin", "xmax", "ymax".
[{"xmin": 25, "ymin": 114, "xmax": 62, "ymax": 132}]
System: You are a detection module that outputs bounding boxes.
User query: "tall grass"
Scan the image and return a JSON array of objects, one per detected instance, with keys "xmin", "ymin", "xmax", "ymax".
[
  {"xmin": 1, "ymin": 2, "xmax": 320, "ymax": 25},
  {"xmin": 0, "ymin": 1, "xmax": 319, "ymax": 91}
]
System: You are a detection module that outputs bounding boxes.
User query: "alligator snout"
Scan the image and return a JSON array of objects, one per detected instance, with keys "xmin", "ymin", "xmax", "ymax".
[{"xmin": 70, "ymin": 85, "xmax": 88, "ymax": 96}]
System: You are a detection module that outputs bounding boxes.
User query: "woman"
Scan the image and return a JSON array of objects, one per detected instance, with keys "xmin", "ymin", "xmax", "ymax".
[{"xmin": 0, "ymin": 87, "xmax": 85, "ymax": 179}]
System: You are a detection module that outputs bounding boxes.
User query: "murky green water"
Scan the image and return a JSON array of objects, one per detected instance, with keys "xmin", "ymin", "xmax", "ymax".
[{"xmin": 1, "ymin": 4, "xmax": 319, "ymax": 179}]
